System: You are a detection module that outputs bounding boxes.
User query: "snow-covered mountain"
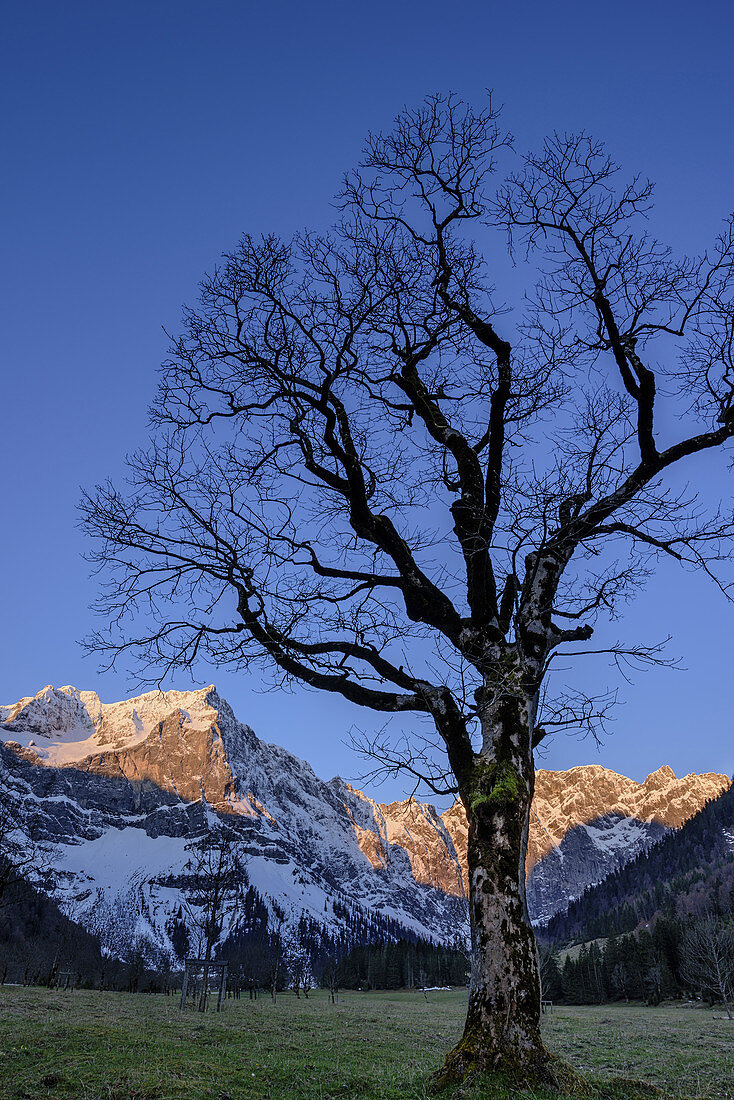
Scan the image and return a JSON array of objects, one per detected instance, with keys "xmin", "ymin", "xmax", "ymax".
[{"xmin": 1, "ymin": 684, "xmax": 729, "ymax": 957}]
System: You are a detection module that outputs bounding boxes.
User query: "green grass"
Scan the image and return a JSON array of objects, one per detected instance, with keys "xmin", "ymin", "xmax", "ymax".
[{"xmin": 0, "ymin": 987, "xmax": 731, "ymax": 1100}]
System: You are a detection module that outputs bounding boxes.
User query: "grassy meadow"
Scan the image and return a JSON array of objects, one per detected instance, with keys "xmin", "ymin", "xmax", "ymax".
[{"xmin": 0, "ymin": 987, "xmax": 731, "ymax": 1100}]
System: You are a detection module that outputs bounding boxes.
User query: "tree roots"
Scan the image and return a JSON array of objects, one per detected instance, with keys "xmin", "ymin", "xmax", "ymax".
[
  {"xmin": 429, "ymin": 1033, "xmax": 580, "ymax": 1094},
  {"xmin": 429, "ymin": 1036, "xmax": 659, "ymax": 1098}
]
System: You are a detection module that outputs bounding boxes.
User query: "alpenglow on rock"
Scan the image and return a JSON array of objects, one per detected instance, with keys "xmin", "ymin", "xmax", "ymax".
[{"xmin": 1, "ymin": 685, "xmax": 729, "ymax": 958}]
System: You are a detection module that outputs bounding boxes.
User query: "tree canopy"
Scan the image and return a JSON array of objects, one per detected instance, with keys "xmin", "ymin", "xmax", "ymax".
[{"xmin": 82, "ymin": 92, "xmax": 734, "ymax": 1083}]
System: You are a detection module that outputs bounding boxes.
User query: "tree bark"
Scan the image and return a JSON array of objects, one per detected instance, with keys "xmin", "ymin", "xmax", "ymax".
[{"xmin": 434, "ymin": 696, "xmax": 558, "ymax": 1088}]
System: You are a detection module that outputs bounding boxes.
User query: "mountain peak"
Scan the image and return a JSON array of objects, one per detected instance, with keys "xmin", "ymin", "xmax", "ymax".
[
  {"xmin": 0, "ymin": 682, "xmax": 235, "ymax": 770},
  {"xmin": 644, "ymin": 764, "xmax": 677, "ymax": 784}
]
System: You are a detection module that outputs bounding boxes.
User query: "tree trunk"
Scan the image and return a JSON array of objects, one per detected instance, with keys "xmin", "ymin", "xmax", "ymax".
[
  {"xmin": 198, "ymin": 940, "xmax": 213, "ymax": 1013},
  {"xmin": 435, "ymin": 701, "xmax": 561, "ymax": 1089}
]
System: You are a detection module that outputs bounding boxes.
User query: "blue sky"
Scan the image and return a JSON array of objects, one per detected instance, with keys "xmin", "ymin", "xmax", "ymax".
[{"xmin": 1, "ymin": 0, "xmax": 733, "ymax": 798}]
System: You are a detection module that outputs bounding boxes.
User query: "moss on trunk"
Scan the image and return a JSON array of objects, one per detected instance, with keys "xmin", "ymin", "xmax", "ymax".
[{"xmin": 468, "ymin": 758, "xmax": 523, "ymax": 813}]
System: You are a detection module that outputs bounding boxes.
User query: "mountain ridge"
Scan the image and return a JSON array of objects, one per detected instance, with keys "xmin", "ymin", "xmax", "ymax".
[
  {"xmin": 1, "ymin": 684, "xmax": 729, "ymax": 958},
  {"xmin": 539, "ymin": 780, "xmax": 734, "ymax": 946}
]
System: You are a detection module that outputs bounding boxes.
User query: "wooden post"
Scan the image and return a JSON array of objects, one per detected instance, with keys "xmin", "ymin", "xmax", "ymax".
[
  {"xmin": 217, "ymin": 964, "xmax": 228, "ymax": 1012},
  {"xmin": 180, "ymin": 962, "xmax": 189, "ymax": 1010}
]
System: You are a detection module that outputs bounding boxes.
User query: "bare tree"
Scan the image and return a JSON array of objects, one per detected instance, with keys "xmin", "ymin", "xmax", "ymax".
[
  {"xmin": 182, "ymin": 826, "xmax": 248, "ymax": 1011},
  {"xmin": 537, "ymin": 943, "xmax": 559, "ymax": 1000},
  {"xmin": 282, "ymin": 928, "xmax": 313, "ymax": 998},
  {"xmin": 82, "ymin": 93, "xmax": 734, "ymax": 1084},
  {"xmin": 322, "ymin": 954, "xmax": 340, "ymax": 1005},
  {"xmin": 268, "ymin": 906, "xmax": 285, "ymax": 1003},
  {"xmin": 681, "ymin": 918, "xmax": 734, "ymax": 1019}
]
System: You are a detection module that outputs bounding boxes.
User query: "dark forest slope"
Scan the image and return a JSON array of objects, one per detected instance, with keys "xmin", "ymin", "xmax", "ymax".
[{"xmin": 0, "ymin": 870, "xmax": 126, "ymax": 986}]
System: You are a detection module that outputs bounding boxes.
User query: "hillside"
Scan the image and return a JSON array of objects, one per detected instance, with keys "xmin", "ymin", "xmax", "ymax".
[{"xmin": 540, "ymin": 780, "xmax": 734, "ymax": 946}]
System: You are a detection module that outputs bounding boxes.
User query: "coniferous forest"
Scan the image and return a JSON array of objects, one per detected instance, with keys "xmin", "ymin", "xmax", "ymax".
[{"xmin": 538, "ymin": 782, "xmax": 734, "ymax": 1007}]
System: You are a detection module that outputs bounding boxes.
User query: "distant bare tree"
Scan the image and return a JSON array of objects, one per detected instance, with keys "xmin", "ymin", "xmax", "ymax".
[
  {"xmin": 125, "ymin": 936, "xmax": 147, "ymax": 994},
  {"xmin": 322, "ymin": 954, "xmax": 340, "ymax": 1005},
  {"xmin": 681, "ymin": 918, "xmax": 734, "ymax": 1019},
  {"xmin": 537, "ymin": 943, "xmax": 558, "ymax": 1000},
  {"xmin": 182, "ymin": 827, "xmax": 248, "ymax": 1011},
  {"xmin": 267, "ymin": 907, "xmax": 286, "ymax": 1003},
  {"xmin": 283, "ymin": 930, "xmax": 313, "ymax": 998},
  {"xmin": 83, "ymin": 93, "xmax": 734, "ymax": 1084}
]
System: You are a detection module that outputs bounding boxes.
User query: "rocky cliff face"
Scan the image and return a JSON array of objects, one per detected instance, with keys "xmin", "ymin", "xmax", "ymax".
[{"xmin": 1, "ymin": 684, "xmax": 728, "ymax": 958}]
